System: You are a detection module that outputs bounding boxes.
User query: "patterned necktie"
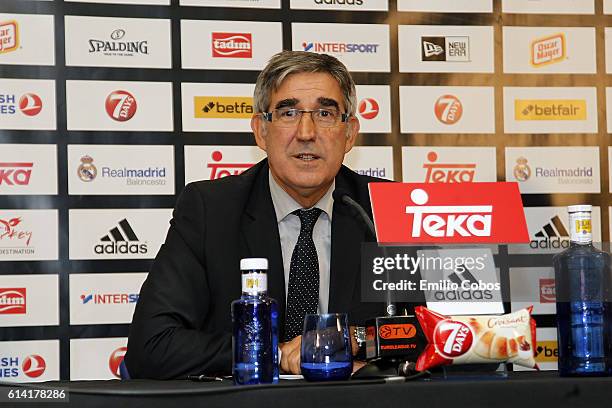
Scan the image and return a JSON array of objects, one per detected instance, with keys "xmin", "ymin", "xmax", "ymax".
[{"xmin": 284, "ymin": 207, "xmax": 322, "ymax": 341}]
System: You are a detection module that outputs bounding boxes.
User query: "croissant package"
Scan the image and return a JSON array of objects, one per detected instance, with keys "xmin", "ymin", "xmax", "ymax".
[{"xmin": 414, "ymin": 306, "xmax": 538, "ymax": 371}]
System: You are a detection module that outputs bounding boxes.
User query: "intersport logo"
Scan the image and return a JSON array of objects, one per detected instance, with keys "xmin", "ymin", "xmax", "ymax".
[
  {"xmin": 0, "ymin": 288, "xmax": 26, "ymax": 314},
  {"xmin": 211, "ymin": 32, "xmax": 252, "ymax": 58},
  {"xmin": 302, "ymin": 41, "xmax": 379, "ymax": 54},
  {"xmin": 0, "ymin": 21, "xmax": 18, "ymax": 54},
  {"xmin": 0, "ymin": 162, "xmax": 32, "ymax": 186},
  {"xmin": 423, "ymin": 152, "xmax": 475, "ymax": 183},
  {"xmin": 369, "ymin": 182, "xmax": 529, "ymax": 244}
]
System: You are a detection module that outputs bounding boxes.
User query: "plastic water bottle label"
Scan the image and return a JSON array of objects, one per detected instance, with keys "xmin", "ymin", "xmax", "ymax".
[{"xmin": 241, "ymin": 273, "xmax": 267, "ymax": 294}]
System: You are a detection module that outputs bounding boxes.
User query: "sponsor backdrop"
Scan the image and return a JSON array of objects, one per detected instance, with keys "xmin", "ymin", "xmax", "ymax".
[{"xmin": 0, "ymin": 0, "xmax": 610, "ymax": 380}]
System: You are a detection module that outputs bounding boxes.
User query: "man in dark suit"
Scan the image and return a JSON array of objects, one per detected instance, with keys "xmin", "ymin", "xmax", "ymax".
[{"xmin": 125, "ymin": 51, "xmax": 386, "ymax": 379}]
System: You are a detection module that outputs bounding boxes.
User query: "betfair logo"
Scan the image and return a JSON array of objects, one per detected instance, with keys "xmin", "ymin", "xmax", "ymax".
[
  {"xmin": 194, "ymin": 97, "xmax": 253, "ymax": 119},
  {"xmin": 535, "ymin": 341, "xmax": 558, "ymax": 363},
  {"xmin": 515, "ymin": 99, "xmax": 586, "ymax": 121}
]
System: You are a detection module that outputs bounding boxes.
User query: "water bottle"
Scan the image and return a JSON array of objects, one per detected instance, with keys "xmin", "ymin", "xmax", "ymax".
[
  {"xmin": 231, "ymin": 258, "xmax": 279, "ymax": 384},
  {"xmin": 553, "ymin": 205, "xmax": 611, "ymax": 376}
]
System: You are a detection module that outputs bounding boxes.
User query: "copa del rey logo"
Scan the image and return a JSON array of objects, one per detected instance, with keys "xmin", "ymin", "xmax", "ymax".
[{"xmin": 369, "ymin": 182, "xmax": 529, "ymax": 244}]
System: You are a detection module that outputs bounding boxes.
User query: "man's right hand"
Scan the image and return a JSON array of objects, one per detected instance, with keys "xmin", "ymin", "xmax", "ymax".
[{"xmin": 279, "ymin": 336, "xmax": 301, "ymax": 374}]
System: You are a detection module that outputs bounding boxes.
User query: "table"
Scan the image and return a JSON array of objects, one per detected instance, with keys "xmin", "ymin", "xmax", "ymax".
[{"xmin": 1, "ymin": 372, "xmax": 611, "ymax": 408}]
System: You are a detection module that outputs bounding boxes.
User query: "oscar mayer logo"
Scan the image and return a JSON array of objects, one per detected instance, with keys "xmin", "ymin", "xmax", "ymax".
[
  {"xmin": 531, "ymin": 33, "xmax": 565, "ymax": 67},
  {"xmin": 194, "ymin": 96, "xmax": 253, "ymax": 119},
  {"xmin": 369, "ymin": 182, "xmax": 529, "ymax": 244},
  {"xmin": 105, "ymin": 90, "xmax": 137, "ymax": 122},
  {"xmin": 423, "ymin": 152, "xmax": 475, "ymax": 183},
  {"xmin": 207, "ymin": 151, "xmax": 254, "ymax": 180},
  {"xmin": 212, "ymin": 33, "xmax": 252, "ymax": 58},
  {"xmin": 0, "ymin": 21, "xmax": 19, "ymax": 54},
  {"xmin": 357, "ymin": 98, "xmax": 379, "ymax": 120},
  {"xmin": 0, "ymin": 288, "xmax": 26, "ymax": 314},
  {"xmin": 514, "ymin": 99, "xmax": 586, "ymax": 121},
  {"xmin": 0, "ymin": 162, "xmax": 33, "ymax": 186},
  {"xmin": 434, "ymin": 95, "xmax": 462, "ymax": 125}
]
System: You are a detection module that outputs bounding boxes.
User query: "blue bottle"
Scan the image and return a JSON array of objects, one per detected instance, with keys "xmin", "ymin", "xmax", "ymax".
[
  {"xmin": 231, "ymin": 258, "xmax": 279, "ymax": 385},
  {"xmin": 553, "ymin": 205, "xmax": 611, "ymax": 376}
]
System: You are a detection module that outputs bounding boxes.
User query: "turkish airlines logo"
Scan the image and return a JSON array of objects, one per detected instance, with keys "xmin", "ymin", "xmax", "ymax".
[
  {"xmin": 22, "ymin": 355, "xmax": 46, "ymax": 378},
  {"xmin": 0, "ymin": 288, "xmax": 26, "ymax": 314},
  {"xmin": 358, "ymin": 98, "xmax": 379, "ymax": 120},
  {"xmin": 105, "ymin": 90, "xmax": 137, "ymax": 122},
  {"xmin": 423, "ymin": 151, "xmax": 475, "ymax": 183},
  {"xmin": 208, "ymin": 151, "xmax": 254, "ymax": 180},
  {"xmin": 433, "ymin": 321, "xmax": 473, "ymax": 358},
  {"xmin": 531, "ymin": 33, "xmax": 565, "ymax": 67},
  {"xmin": 434, "ymin": 95, "xmax": 462, "ymax": 125},
  {"xmin": 0, "ymin": 162, "xmax": 33, "ymax": 186},
  {"xmin": 0, "ymin": 21, "xmax": 18, "ymax": 54},
  {"xmin": 369, "ymin": 182, "xmax": 529, "ymax": 244},
  {"xmin": 539, "ymin": 278, "xmax": 556, "ymax": 303},
  {"xmin": 109, "ymin": 347, "xmax": 127, "ymax": 378},
  {"xmin": 19, "ymin": 93, "xmax": 42, "ymax": 116},
  {"xmin": 212, "ymin": 33, "xmax": 252, "ymax": 58}
]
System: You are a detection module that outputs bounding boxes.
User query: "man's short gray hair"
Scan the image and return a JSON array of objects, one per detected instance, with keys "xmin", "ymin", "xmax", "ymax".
[{"xmin": 253, "ymin": 51, "xmax": 357, "ymax": 115}]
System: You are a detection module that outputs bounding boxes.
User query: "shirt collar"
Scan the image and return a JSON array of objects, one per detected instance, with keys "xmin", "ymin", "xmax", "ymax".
[{"xmin": 268, "ymin": 169, "xmax": 334, "ymax": 223}]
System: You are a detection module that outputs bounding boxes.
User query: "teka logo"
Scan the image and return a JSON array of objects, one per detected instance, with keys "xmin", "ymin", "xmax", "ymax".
[
  {"xmin": 80, "ymin": 292, "xmax": 139, "ymax": 305},
  {"xmin": 89, "ymin": 29, "xmax": 149, "ymax": 56},
  {"xmin": 302, "ymin": 41, "xmax": 379, "ymax": 54},
  {"xmin": 0, "ymin": 162, "xmax": 33, "ymax": 186},
  {"xmin": 531, "ymin": 215, "xmax": 570, "ymax": 250},
  {"xmin": 94, "ymin": 218, "xmax": 148, "ymax": 255},
  {"xmin": 0, "ymin": 217, "xmax": 33, "ymax": 246},
  {"xmin": 421, "ymin": 36, "xmax": 470, "ymax": 62},
  {"xmin": 109, "ymin": 347, "xmax": 127, "ymax": 379},
  {"xmin": 434, "ymin": 95, "xmax": 463, "ymax": 125},
  {"xmin": 211, "ymin": 32, "xmax": 252, "ymax": 58},
  {"xmin": 0, "ymin": 21, "xmax": 19, "ymax": 54},
  {"xmin": 433, "ymin": 320, "xmax": 473, "ymax": 358},
  {"xmin": 19, "ymin": 93, "xmax": 42, "ymax": 116},
  {"xmin": 105, "ymin": 90, "xmax": 137, "ymax": 122},
  {"xmin": 0, "ymin": 288, "xmax": 26, "ymax": 314},
  {"xmin": 77, "ymin": 155, "xmax": 97, "ymax": 182},
  {"xmin": 514, "ymin": 99, "xmax": 586, "ymax": 121},
  {"xmin": 357, "ymin": 98, "xmax": 379, "ymax": 120},
  {"xmin": 379, "ymin": 324, "xmax": 417, "ymax": 340},
  {"xmin": 539, "ymin": 278, "xmax": 556, "ymax": 303},
  {"xmin": 531, "ymin": 33, "xmax": 565, "ymax": 67},
  {"xmin": 535, "ymin": 341, "xmax": 558, "ymax": 363},
  {"xmin": 513, "ymin": 157, "xmax": 531, "ymax": 182},
  {"xmin": 369, "ymin": 182, "xmax": 529, "ymax": 244},
  {"xmin": 22, "ymin": 355, "xmax": 46, "ymax": 378},
  {"xmin": 194, "ymin": 96, "xmax": 253, "ymax": 119},
  {"xmin": 208, "ymin": 151, "xmax": 254, "ymax": 180},
  {"xmin": 423, "ymin": 151, "xmax": 475, "ymax": 183}
]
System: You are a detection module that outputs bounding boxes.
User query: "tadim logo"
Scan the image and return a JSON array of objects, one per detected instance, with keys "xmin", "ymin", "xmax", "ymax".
[
  {"xmin": 531, "ymin": 33, "xmax": 565, "ymax": 67},
  {"xmin": 19, "ymin": 93, "xmax": 42, "ymax": 116},
  {"xmin": 434, "ymin": 95, "xmax": 462, "ymax": 125},
  {"xmin": 105, "ymin": 90, "xmax": 137, "ymax": 122},
  {"xmin": 433, "ymin": 320, "xmax": 473, "ymax": 358},
  {"xmin": 0, "ymin": 288, "xmax": 26, "ymax": 314},
  {"xmin": 208, "ymin": 151, "xmax": 254, "ymax": 180},
  {"xmin": 109, "ymin": 347, "xmax": 127, "ymax": 379},
  {"xmin": 357, "ymin": 98, "xmax": 379, "ymax": 120},
  {"xmin": 212, "ymin": 33, "xmax": 252, "ymax": 58},
  {"xmin": 22, "ymin": 355, "xmax": 46, "ymax": 378},
  {"xmin": 0, "ymin": 162, "xmax": 33, "ymax": 186},
  {"xmin": 0, "ymin": 21, "xmax": 19, "ymax": 54},
  {"xmin": 77, "ymin": 155, "xmax": 97, "ymax": 182},
  {"xmin": 423, "ymin": 151, "xmax": 475, "ymax": 183},
  {"xmin": 539, "ymin": 278, "xmax": 556, "ymax": 303},
  {"xmin": 513, "ymin": 157, "xmax": 531, "ymax": 182}
]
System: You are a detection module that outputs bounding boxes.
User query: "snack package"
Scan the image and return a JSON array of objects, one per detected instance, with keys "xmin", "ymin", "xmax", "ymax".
[{"xmin": 415, "ymin": 306, "xmax": 538, "ymax": 371}]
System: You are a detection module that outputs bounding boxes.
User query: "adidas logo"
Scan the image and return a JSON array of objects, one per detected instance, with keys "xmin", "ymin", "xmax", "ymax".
[
  {"xmin": 432, "ymin": 265, "xmax": 494, "ymax": 301},
  {"xmin": 530, "ymin": 215, "xmax": 570, "ymax": 250},
  {"xmin": 94, "ymin": 218, "xmax": 148, "ymax": 255}
]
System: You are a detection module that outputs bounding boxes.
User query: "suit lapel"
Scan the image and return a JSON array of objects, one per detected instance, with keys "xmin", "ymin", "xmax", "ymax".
[{"xmin": 240, "ymin": 164, "xmax": 286, "ymax": 338}]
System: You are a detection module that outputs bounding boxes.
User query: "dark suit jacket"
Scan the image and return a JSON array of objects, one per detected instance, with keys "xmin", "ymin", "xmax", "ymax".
[{"xmin": 125, "ymin": 159, "xmax": 386, "ymax": 379}]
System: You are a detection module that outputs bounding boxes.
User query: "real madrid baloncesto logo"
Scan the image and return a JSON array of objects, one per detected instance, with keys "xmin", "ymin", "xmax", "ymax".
[
  {"xmin": 78, "ymin": 155, "xmax": 97, "ymax": 182},
  {"xmin": 513, "ymin": 157, "xmax": 531, "ymax": 182}
]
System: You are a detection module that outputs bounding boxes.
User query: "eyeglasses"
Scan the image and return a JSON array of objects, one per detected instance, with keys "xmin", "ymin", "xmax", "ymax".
[{"xmin": 261, "ymin": 108, "xmax": 350, "ymax": 128}]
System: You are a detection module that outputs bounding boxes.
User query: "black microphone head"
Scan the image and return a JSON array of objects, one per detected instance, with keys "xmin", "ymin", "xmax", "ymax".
[{"xmin": 332, "ymin": 188, "xmax": 351, "ymax": 204}]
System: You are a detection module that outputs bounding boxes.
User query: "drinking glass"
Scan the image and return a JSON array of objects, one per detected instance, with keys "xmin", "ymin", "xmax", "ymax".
[{"xmin": 300, "ymin": 313, "xmax": 352, "ymax": 381}]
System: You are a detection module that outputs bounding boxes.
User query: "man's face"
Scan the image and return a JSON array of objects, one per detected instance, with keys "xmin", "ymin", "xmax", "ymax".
[{"xmin": 251, "ymin": 72, "xmax": 359, "ymax": 204}]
